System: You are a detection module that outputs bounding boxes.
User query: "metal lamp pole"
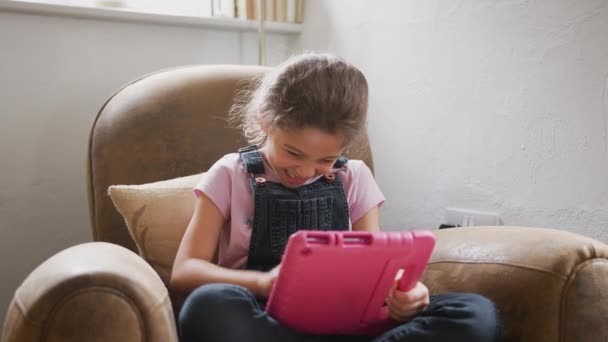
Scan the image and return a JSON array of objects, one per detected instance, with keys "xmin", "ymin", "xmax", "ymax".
[{"xmin": 257, "ymin": 0, "xmax": 266, "ymax": 65}]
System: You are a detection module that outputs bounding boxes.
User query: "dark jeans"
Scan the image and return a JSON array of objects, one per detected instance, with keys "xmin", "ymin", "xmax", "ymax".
[{"xmin": 179, "ymin": 283, "xmax": 501, "ymax": 342}]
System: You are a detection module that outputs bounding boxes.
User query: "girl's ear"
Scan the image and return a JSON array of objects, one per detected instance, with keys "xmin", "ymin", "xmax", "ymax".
[{"xmin": 258, "ymin": 113, "xmax": 269, "ymax": 133}]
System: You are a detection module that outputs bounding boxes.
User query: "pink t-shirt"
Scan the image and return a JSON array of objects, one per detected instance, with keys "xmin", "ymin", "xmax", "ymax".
[{"xmin": 194, "ymin": 153, "xmax": 385, "ymax": 270}]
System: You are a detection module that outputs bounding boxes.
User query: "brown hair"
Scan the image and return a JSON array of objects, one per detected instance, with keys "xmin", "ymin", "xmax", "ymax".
[{"xmin": 230, "ymin": 53, "xmax": 369, "ymax": 148}]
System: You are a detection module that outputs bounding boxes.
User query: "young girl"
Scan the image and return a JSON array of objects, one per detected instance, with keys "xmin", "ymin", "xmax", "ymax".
[{"xmin": 170, "ymin": 53, "xmax": 500, "ymax": 342}]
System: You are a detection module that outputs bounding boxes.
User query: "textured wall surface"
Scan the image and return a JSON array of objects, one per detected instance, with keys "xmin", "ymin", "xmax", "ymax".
[
  {"xmin": 0, "ymin": 10, "xmax": 293, "ymax": 332},
  {"xmin": 298, "ymin": 0, "xmax": 608, "ymax": 241}
]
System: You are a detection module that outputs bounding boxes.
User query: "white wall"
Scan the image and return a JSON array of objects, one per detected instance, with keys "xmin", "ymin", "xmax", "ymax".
[
  {"xmin": 0, "ymin": 9, "xmax": 294, "ymax": 331},
  {"xmin": 297, "ymin": 1, "xmax": 608, "ymax": 240}
]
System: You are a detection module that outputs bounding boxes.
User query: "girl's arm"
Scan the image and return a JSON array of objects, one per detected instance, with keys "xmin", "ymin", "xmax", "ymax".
[
  {"xmin": 170, "ymin": 193, "xmax": 274, "ymax": 297},
  {"xmin": 352, "ymin": 205, "xmax": 380, "ymax": 232}
]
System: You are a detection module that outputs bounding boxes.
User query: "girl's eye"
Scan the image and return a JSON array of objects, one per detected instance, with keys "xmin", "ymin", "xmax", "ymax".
[
  {"xmin": 323, "ymin": 159, "xmax": 335, "ymax": 164},
  {"xmin": 287, "ymin": 150, "xmax": 302, "ymax": 157}
]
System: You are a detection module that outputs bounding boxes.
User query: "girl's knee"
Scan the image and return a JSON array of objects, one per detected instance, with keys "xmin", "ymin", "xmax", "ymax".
[
  {"xmin": 465, "ymin": 293, "xmax": 496, "ymax": 312},
  {"xmin": 179, "ymin": 283, "xmax": 251, "ymax": 327},
  {"xmin": 460, "ymin": 293, "xmax": 501, "ymax": 341},
  {"xmin": 189, "ymin": 283, "xmax": 249, "ymax": 302}
]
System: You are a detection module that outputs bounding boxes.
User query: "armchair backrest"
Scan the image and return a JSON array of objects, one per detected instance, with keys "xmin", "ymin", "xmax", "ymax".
[{"xmin": 87, "ymin": 65, "xmax": 375, "ymax": 251}]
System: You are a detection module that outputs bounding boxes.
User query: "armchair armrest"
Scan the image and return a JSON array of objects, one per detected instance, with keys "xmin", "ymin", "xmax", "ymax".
[
  {"xmin": 422, "ymin": 226, "xmax": 608, "ymax": 342},
  {"xmin": 1, "ymin": 242, "xmax": 178, "ymax": 342}
]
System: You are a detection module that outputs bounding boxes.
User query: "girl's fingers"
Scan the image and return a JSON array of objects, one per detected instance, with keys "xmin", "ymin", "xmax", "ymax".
[
  {"xmin": 389, "ymin": 305, "xmax": 417, "ymax": 322},
  {"xmin": 389, "ymin": 312, "xmax": 413, "ymax": 322},
  {"xmin": 386, "ymin": 281, "xmax": 430, "ymax": 321},
  {"xmin": 387, "ymin": 297, "xmax": 428, "ymax": 319},
  {"xmin": 391, "ymin": 283, "xmax": 427, "ymax": 303},
  {"xmin": 387, "ymin": 280, "xmax": 398, "ymax": 298},
  {"xmin": 389, "ymin": 303, "xmax": 428, "ymax": 322},
  {"xmin": 387, "ymin": 297, "xmax": 427, "ymax": 312}
]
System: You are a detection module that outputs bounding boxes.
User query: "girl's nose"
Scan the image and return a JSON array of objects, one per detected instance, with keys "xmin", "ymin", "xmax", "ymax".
[{"xmin": 297, "ymin": 166, "xmax": 316, "ymax": 179}]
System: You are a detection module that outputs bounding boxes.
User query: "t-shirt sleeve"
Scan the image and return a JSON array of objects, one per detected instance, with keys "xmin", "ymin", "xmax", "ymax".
[
  {"xmin": 193, "ymin": 155, "xmax": 233, "ymax": 219},
  {"xmin": 346, "ymin": 161, "xmax": 386, "ymax": 224}
]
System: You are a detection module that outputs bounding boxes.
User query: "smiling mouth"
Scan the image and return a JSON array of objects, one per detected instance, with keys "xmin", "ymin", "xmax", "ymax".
[{"xmin": 284, "ymin": 169, "xmax": 307, "ymax": 185}]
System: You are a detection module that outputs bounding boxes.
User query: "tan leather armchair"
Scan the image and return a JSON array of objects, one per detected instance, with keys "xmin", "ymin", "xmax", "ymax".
[{"xmin": 3, "ymin": 65, "xmax": 608, "ymax": 342}]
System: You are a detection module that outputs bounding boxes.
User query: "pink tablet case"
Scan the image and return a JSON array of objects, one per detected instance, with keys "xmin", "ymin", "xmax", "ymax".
[{"xmin": 265, "ymin": 230, "xmax": 436, "ymax": 335}]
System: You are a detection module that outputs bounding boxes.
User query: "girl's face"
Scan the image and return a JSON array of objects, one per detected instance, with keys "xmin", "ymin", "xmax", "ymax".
[{"xmin": 260, "ymin": 125, "xmax": 345, "ymax": 188}]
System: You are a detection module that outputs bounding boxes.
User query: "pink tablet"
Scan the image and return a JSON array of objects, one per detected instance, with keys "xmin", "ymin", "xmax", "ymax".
[{"xmin": 265, "ymin": 230, "xmax": 436, "ymax": 336}]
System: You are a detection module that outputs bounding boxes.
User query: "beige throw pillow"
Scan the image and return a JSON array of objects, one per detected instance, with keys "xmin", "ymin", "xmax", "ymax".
[{"xmin": 108, "ymin": 173, "xmax": 202, "ymax": 285}]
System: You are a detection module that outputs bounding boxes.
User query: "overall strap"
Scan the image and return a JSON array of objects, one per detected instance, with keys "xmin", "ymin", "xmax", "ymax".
[
  {"xmin": 238, "ymin": 145, "xmax": 265, "ymax": 174},
  {"xmin": 333, "ymin": 156, "xmax": 348, "ymax": 169}
]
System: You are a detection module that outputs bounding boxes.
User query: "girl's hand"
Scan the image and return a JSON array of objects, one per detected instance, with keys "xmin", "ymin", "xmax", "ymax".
[
  {"xmin": 386, "ymin": 281, "xmax": 430, "ymax": 322},
  {"xmin": 255, "ymin": 264, "xmax": 281, "ymax": 298}
]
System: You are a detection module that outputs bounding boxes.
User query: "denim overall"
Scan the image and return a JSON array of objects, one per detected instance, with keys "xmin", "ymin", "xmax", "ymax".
[
  {"xmin": 238, "ymin": 145, "xmax": 350, "ymax": 272},
  {"xmin": 178, "ymin": 147, "xmax": 502, "ymax": 342}
]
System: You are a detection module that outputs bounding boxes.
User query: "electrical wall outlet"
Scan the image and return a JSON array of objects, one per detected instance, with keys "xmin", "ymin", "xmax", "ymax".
[{"xmin": 443, "ymin": 208, "xmax": 502, "ymax": 227}]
